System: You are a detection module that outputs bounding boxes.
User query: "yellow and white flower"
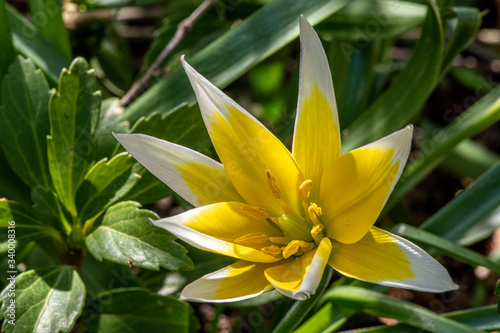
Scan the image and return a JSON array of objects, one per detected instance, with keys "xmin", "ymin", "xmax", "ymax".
[{"xmin": 115, "ymin": 16, "xmax": 457, "ymax": 302}]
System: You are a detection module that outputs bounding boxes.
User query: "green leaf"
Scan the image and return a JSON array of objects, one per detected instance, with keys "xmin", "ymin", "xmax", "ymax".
[
  {"xmin": 31, "ymin": 186, "xmax": 71, "ymax": 235},
  {"xmin": 27, "ymin": 0, "xmax": 72, "ymax": 58},
  {"xmin": 6, "ymin": 5, "xmax": 70, "ymax": 83},
  {"xmin": 322, "ymin": 0, "xmax": 426, "ymax": 40},
  {"xmin": 0, "ymin": 199, "xmax": 53, "ymax": 253},
  {"xmin": 86, "ymin": 201, "xmax": 193, "ymax": 271},
  {"xmin": 86, "ymin": 288, "xmax": 198, "ymax": 333},
  {"xmin": 440, "ymin": 7, "xmax": 481, "ymax": 78},
  {"xmin": 47, "ymin": 57, "xmax": 101, "ymax": 217},
  {"xmin": 76, "ymin": 153, "xmax": 141, "ymax": 222},
  {"xmin": 393, "ymin": 223, "xmax": 500, "ymax": 275},
  {"xmin": 321, "ymin": 305, "xmax": 500, "ymax": 332},
  {"xmin": 329, "ymin": 39, "xmax": 378, "ymax": 129},
  {"xmin": 441, "ymin": 140, "xmax": 500, "ymax": 180},
  {"xmin": 387, "ymin": 84, "xmax": 500, "ymax": 212},
  {"xmin": 94, "ymin": 97, "xmax": 128, "ymax": 159},
  {"xmin": 79, "ymin": 254, "xmax": 141, "ymax": 298},
  {"xmin": 86, "ymin": 0, "xmax": 168, "ymax": 8},
  {"xmin": 343, "ymin": 1, "xmax": 443, "ymax": 151},
  {"xmin": 0, "ymin": 265, "xmax": 85, "ymax": 333},
  {"xmin": 420, "ymin": 162, "xmax": 500, "ymax": 244},
  {"xmin": 458, "ymin": 206, "xmax": 500, "ymax": 247},
  {"xmin": 124, "ymin": 0, "xmax": 350, "ymax": 123},
  {"xmin": 0, "ymin": 56, "xmax": 51, "ymax": 189},
  {"xmin": 0, "ymin": 0, "xmax": 15, "ymax": 96},
  {"xmin": 320, "ymin": 286, "xmax": 481, "ymax": 333},
  {"xmin": 0, "ymin": 151, "xmax": 31, "ymax": 205},
  {"xmin": 272, "ymin": 267, "xmax": 334, "ymax": 333}
]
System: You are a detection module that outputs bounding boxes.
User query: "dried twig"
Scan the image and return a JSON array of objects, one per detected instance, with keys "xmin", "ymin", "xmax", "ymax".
[{"xmin": 121, "ymin": 0, "xmax": 217, "ymax": 107}]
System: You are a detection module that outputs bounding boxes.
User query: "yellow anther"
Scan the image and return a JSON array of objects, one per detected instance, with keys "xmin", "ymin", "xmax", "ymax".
[
  {"xmin": 311, "ymin": 224, "xmax": 324, "ymax": 237},
  {"xmin": 308, "ymin": 203, "xmax": 323, "ymax": 225},
  {"xmin": 261, "ymin": 245, "xmax": 283, "ymax": 256},
  {"xmin": 282, "ymin": 240, "xmax": 315, "ymax": 259},
  {"xmin": 266, "ymin": 169, "xmax": 282, "ymax": 199},
  {"xmin": 268, "ymin": 237, "xmax": 292, "ymax": 245},
  {"xmin": 240, "ymin": 205, "xmax": 269, "ymax": 220},
  {"xmin": 234, "ymin": 233, "xmax": 267, "ymax": 244},
  {"xmin": 282, "ymin": 240, "xmax": 301, "ymax": 259},
  {"xmin": 299, "ymin": 179, "xmax": 312, "ymax": 199}
]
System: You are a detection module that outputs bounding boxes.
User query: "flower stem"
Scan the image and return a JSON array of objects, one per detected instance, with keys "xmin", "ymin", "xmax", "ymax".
[{"xmin": 271, "ymin": 266, "xmax": 334, "ymax": 333}]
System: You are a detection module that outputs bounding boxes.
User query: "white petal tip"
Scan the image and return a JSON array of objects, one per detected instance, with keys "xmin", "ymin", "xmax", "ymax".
[{"xmin": 292, "ymin": 292, "xmax": 309, "ymax": 301}]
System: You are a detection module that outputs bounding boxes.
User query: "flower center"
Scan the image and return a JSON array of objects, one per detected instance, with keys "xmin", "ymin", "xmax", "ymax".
[{"xmin": 235, "ymin": 175, "xmax": 326, "ymax": 260}]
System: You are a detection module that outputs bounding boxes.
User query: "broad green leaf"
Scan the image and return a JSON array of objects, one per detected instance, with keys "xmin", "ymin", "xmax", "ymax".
[
  {"xmin": 0, "ymin": 265, "xmax": 85, "ymax": 333},
  {"xmin": 0, "ymin": 56, "xmax": 51, "ymax": 189},
  {"xmin": 47, "ymin": 58, "xmax": 101, "ymax": 217},
  {"xmin": 393, "ymin": 223, "xmax": 500, "ymax": 275},
  {"xmin": 0, "ymin": 151, "xmax": 31, "ymax": 205},
  {"xmin": 0, "ymin": 199, "xmax": 54, "ymax": 253},
  {"xmin": 343, "ymin": 1, "xmax": 443, "ymax": 151},
  {"xmin": 94, "ymin": 97, "xmax": 128, "ymax": 159},
  {"xmin": 86, "ymin": 201, "xmax": 193, "ymax": 271},
  {"xmin": 420, "ymin": 162, "xmax": 500, "ymax": 244},
  {"xmin": 76, "ymin": 153, "xmax": 141, "ymax": 222},
  {"xmin": 119, "ymin": 103, "xmax": 212, "ymax": 205},
  {"xmin": 6, "ymin": 5, "xmax": 70, "ymax": 83},
  {"xmin": 322, "ymin": 0, "xmax": 426, "ymax": 40},
  {"xmin": 31, "ymin": 186, "xmax": 71, "ymax": 235},
  {"xmin": 320, "ymin": 286, "xmax": 481, "ymax": 333},
  {"xmin": 86, "ymin": 288, "xmax": 198, "ymax": 333},
  {"xmin": 27, "ymin": 0, "xmax": 72, "ymax": 58},
  {"xmin": 79, "ymin": 255, "xmax": 141, "ymax": 298},
  {"xmin": 0, "ymin": 0, "xmax": 15, "ymax": 96},
  {"xmin": 124, "ymin": 0, "xmax": 350, "ymax": 123},
  {"xmin": 387, "ymin": 84, "xmax": 500, "ymax": 211}
]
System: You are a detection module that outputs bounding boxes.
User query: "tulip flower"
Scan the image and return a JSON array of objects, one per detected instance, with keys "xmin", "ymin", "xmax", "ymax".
[{"xmin": 115, "ymin": 16, "xmax": 457, "ymax": 302}]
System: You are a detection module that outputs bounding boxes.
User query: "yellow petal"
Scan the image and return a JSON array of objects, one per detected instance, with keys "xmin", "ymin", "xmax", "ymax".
[
  {"xmin": 180, "ymin": 261, "xmax": 274, "ymax": 302},
  {"xmin": 320, "ymin": 126, "xmax": 413, "ymax": 244},
  {"xmin": 182, "ymin": 58, "xmax": 304, "ymax": 217},
  {"xmin": 152, "ymin": 202, "xmax": 283, "ymax": 263},
  {"xmin": 329, "ymin": 227, "xmax": 458, "ymax": 292},
  {"xmin": 292, "ymin": 16, "xmax": 341, "ymax": 201},
  {"xmin": 114, "ymin": 133, "xmax": 243, "ymax": 207},
  {"xmin": 264, "ymin": 237, "xmax": 332, "ymax": 300}
]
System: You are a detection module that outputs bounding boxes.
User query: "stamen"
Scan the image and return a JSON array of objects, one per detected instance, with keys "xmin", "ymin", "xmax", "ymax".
[
  {"xmin": 282, "ymin": 240, "xmax": 315, "ymax": 259},
  {"xmin": 266, "ymin": 169, "xmax": 282, "ymax": 199},
  {"xmin": 240, "ymin": 205, "xmax": 269, "ymax": 220},
  {"xmin": 299, "ymin": 179, "xmax": 312, "ymax": 199},
  {"xmin": 311, "ymin": 224, "xmax": 324, "ymax": 237},
  {"xmin": 235, "ymin": 233, "xmax": 267, "ymax": 244},
  {"xmin": 282, "ymin": 240, "xmax": 301, "ymax": 259},
  {"xmin": 261, "ymin": 245, "xmax": 283, "ymax": 256},
  {"xmin": 308, "ymin": 203, "xmax": 323, "ymax": 225}
]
